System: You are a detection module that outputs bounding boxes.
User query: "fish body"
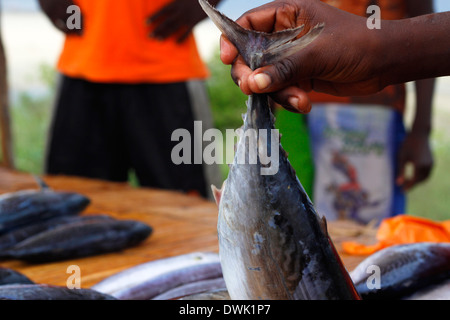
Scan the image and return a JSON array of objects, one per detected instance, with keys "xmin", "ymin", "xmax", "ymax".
[
  {"xmin": 350, "ymin": 242, "xmax": 450, "ymax": 299},
  {"xmin": 152, "ymin": 278, "xmax": 226, "ymax": 300},
  {"xmin": 0, "ymin": 177, "xmax": 90, "ymax": 233},
  {"xmin": 0, "ymin": 219, "xmax": 152, "ymax": 263},
  {"xmin": 404, "ymin": 279, "xmax": 450, "ymax": 300},
  {"xmin": 0, "ymin": 214, "xmax": 113, "ymax": 251},
  {"xmin": 92, "ymin": 252, "xmax": 221, "ymax": 300},
  {"xmin": 200, "ymin": 0, "xmax": 359, "ymax": 300},
  {"xmin": 0, "ymin": 284, "xmax": 116, "ymax": 300},
  {"xmin": 0, "ymin": 267, "xmax": 34, "ymax": 285}
]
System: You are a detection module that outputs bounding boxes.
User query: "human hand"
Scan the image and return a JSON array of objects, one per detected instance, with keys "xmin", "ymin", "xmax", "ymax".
[
  {"xmin": 38, "ymin": 0, "xmax": 83, "ymax": 35},
  {"xmin": 220, "ymin": 0, "xmax": 387, "ymax": 113},
  {"xmin": 148, "ymin": 0, "xmax": 221, "ymax": 43},
  {"xmin": 396, "ymin": 132, "xmax": 433, "ymax": 192}
]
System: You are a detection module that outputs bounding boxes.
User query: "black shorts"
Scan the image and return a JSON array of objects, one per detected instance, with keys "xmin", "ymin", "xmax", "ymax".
[{"xmin": 45, "ymin": 75, "xmax": 215, "ymax": 198}]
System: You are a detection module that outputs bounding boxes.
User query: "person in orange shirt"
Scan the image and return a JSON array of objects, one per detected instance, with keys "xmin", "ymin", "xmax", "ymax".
[{"xmin": 38, "ymin": 0, "xmax": 222, "ymax": 198}]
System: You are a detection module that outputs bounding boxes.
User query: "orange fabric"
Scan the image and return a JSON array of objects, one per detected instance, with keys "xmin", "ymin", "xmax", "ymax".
[
  {"xmin": 311, "ymin": 0, "xmax": 407, "ymax": 113},
  {"xmin": 342, "ymin": 215, "xmax": 450, "ymax": 255},
  {"xmin": 57, "ymin": 0, "xmax": 208, "ymax": 83}
]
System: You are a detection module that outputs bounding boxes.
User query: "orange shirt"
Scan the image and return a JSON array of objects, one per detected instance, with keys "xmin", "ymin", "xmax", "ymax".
[
  {"xmin": 57, "ymin": 0, "xmax": 209, "ymax": 84},
  {"xmin": 309, "ymin": 0, "xmax": 407, "ymax": 113}
]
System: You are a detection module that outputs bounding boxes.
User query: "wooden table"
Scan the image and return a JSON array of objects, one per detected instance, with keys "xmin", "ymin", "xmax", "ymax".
[{"xmin": 0, "ymin": 168, "xmax": 375, "ymax": 289}]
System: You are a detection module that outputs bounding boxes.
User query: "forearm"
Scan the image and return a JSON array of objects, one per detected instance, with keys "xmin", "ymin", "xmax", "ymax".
[
  {"xmin": 379, "ymin": 12, "xmax": 450, "ymax": 87},
  {"xmin": 412, "ymin": 78, "xmax": 435, "ymax": 135}
]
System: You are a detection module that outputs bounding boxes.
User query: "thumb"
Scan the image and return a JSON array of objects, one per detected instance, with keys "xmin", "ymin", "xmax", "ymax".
[{"xmin": 247, "ymin": 57, "xmax": 308, "ymax": 94}]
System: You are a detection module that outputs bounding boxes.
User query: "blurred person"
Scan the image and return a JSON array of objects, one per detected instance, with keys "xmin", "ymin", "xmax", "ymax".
[
  {"xmin": 304, "ymin": 0, "xmax": 435, "ymax": 223},
  {"xmin": 38, "ymin": 0, "xmax": 223, "ymax": 199},
  {"xmin": 220, "ymin": 0, "xmax": 440, "ymax": 223}
]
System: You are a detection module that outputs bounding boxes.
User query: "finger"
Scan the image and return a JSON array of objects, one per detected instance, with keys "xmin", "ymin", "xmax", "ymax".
[
  {"xmin": 220, "ymin": 36, "xmax": 238, "ymax": 65},
  {"xmin": 230, "ymin": 56, "xmax": 253, "ymax": 95},
  {"xmin": 269, "ymin": 86, "xmax": 312, "ymax": 114},
  {"xmin": 150, "ymin": 15, "xmax": 183, "ymax": 40},
  {"xmin": 176, "ymin": 27, "xmax": 193, "ymax": 43},
  {"xmin": 147, "ymin": 4, "xmax": 174, "ymax": 24}
]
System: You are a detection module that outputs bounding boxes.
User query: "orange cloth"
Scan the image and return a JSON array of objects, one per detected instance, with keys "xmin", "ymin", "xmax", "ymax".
[
  {"xmin": 342, "ymin": 215, "xmax": 450, "ymax": 255},
  {"xmin": 310, "ymin": 0, "xmax": 407, "ymax": 113},
  {"xmin": 57, "ymin": 0, "xmax": 208, "ymax": 83}
]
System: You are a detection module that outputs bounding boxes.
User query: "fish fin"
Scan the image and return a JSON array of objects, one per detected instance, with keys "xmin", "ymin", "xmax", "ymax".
[
  {"xmin": 319, "ymin": 216, "xmax": 329, "ymax": 236},
  {"xmin": 199, "ymin": 0, "xmax": 324, "ymax": 69},
  {"xmin": 32, "ymin": 175, "xmax": 50, "ymax": 190},
  {"xmin": 211, "ymin": 181, "xmax": 226, "ymax": 206}
]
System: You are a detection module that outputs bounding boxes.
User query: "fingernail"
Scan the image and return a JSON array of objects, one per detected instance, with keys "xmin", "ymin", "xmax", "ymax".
[
  {"xmin": 253, "ymin": 73, "xmax": 271, "ymax": 90},
  {"xmin": 288, "ymin": 96, "xmax": 299, "ymax": 110}
]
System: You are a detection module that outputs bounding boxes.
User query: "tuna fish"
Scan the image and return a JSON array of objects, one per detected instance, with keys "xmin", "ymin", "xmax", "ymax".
[
  {"xmin": 199, "ymin": 0, "xmax": 359, "ymax": 300},
  {"xmin": 0, "ymin": 176, "xmax": 90, "ymax": 234},
  {"xmin": 0, "ymin": 267, "xmax": 34, "ymax": 285},
  {"xmin": 350, "ymin": 242, "xmax": 450, "ymax": 299},
  {"xmin": 152, "ymin": 278, "xmax": 227, "ymax": 300},
  {"xmin": 0, "ymin": 214, "xmax": 113, "ymax": 251},
  {"xmin": 0, "ymin": 218, "xmax": 152, "ymax": 263},
  {"xmin": 92, "ymin": 252, "xmax": 222, "ymax": 300},
  {"xmin": 0, "ymin": 284, "xmax": 116, "ymax": 300}
]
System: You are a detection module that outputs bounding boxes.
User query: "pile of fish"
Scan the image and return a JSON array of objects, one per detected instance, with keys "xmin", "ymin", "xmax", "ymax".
[
  {"xmin": 92, "ymin": 252, "xmax": 226, "ymax": 300},
  {"xmin": 0, "ymin": 267, "xmax": 116, "ymax": 300},
  {"xmin": 0, "ymin": 176, "xmax": 152, "ymax": 263}
]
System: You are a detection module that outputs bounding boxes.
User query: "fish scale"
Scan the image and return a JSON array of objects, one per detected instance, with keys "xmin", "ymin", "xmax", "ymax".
[{"xmin": 200, "ymin": 0, "xmax": 360, "ymax": 300}]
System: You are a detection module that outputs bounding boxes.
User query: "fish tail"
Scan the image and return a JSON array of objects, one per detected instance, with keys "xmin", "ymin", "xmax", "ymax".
[{"xmin": 199, "ymin": 0, "xmax": 324, "ymax": 70}]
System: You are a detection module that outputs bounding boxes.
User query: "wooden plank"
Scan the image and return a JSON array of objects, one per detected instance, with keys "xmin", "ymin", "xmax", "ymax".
[{"xmin": 0, "ymin": 168, "xmax": 373, "ymax": 290}]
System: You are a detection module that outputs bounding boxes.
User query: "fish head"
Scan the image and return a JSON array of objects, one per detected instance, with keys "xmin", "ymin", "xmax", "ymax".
[{"xmin": 55, "ymin": 192, "xmax": 91, "ymax": 214}]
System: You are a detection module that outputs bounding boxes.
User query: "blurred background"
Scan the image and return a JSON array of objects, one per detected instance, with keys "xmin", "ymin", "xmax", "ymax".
[{"xmin": 1, "ymin": 0, "xmax": 449, "ymax": 221}]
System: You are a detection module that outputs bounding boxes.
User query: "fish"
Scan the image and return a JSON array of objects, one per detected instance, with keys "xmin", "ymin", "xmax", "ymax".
[
  {"xmin": 0, "ymin": 214, "xmax": 113, "ymax": 251},
  {"xmin": 92, "ymin": 252, "xmax": 222, "ymax": 300},
  {"xmin": 152, "ymin": 278, "xmax": 227, "ymax": 300},
  {"xmin": 404, "ymin": 279, "xmax": 450, "ymax": 300},
  {"xmin": 199, "ymin": 0, "xmax": 359, "ymax": 300},
  {"xmin": 0, "ymin": 267, "xmax": 34, "ymax": 285},
  {"xmin": 0, "ymin": 284, "xmax": 116, "ymax": 300},
  {"xmin": 0, "ymin": 176, "xmax": 90, "ymax": 234},
  {"xmin": 179, "ymin": 289, "xmax": 231, "ymax": 300},
  {"xmin": 0, "ymin": 218, "xmax": 152, "ymax": 263},
  {"xmin": 350, "ymin": 242, "xmax": 450, "ymax": 300}
]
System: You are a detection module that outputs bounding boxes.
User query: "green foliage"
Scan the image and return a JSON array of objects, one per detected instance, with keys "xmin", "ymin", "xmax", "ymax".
[
  {"xmin": 10, "ymin": 64, "xmax": 56, "ymax": 173},
  {"xmin": 206, "ymin": 50, "xmax": 247, "ymax": 132}
]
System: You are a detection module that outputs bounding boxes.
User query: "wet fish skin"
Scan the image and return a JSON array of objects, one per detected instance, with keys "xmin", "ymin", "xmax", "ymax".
[
  {"xmin": 0, "ymin": 267, "xmax": 34, "ymax": 285},
  {"xmin": 0, "ymin": 219, "xmax": 152, "ymax": 263},
  {"xmin": 350, "ymin": 242, "xmax": 450, "ymax": 300},
  {"xmin": 152, "ymin": 278, "xmax": 226, "ymax": 300},
  {"xmin": 200, "ymin": 0, "xmax": 359, "ymax": 300},
  {"xmin": 92, "ymin": 252, "xmax": 221, "ymax": 300},
  {"xmin": 0, "ymin": 177, "xmax": 90, "ymax": 233},
  {"xmin": 0, "ymin": 284, "xmax": 116, "ymax": 300},
  {"xmin": 404, "ymin": 279, "xmax": 450, "ymax": 300},
  {"xmin": 179, "ymin": 289, "xmax": 231, "ymax": 300},
  {"xmin": 0, "ymin": 214, "xmax": 113, "ymax": 251}
]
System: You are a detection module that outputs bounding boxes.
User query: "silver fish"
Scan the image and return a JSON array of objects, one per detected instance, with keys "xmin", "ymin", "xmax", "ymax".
[
  {"xmin": 92, "ymin": 252, "xmax": 222, "ymax": 300},
  {"xmin": 200, "ymin": 0, "xmax": 359, "ymax": 300},
  {"xmin": 350, "ymin": 242, "xmax": 450, "ymax": 299},
  {"xmin": 152, "ymin": 278, "xmax": 226, "ymax": 300}
]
